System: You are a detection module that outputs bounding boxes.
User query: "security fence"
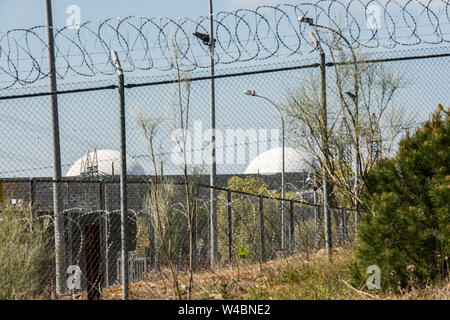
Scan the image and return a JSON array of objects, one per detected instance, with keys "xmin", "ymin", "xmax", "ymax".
[
  {"xmin": 0, "ymin": 46, "xmax": 448, "ymax": 299},
  {"xmin": 0, "ymin": 178, "xmax": 355, "ymax": 299},
  {"xmin": 0, "ymin": 0, "xmax": 449, "ymax": 300},
  {"xmin": 0, "ymin": 46, "xmax": 449, "ymax": 178}
]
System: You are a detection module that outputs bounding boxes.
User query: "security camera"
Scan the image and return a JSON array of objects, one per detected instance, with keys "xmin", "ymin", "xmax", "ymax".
[{"xmin": 193, "ymin": 32, "xmax": 215, "ymax": 47}]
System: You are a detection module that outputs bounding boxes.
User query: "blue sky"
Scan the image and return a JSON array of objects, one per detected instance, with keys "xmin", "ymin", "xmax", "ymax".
[
  {"xmin": 0, "ymin": 1, "xmax": 448, "ymax": 177},
  {"xmin": 1, "ymin": 0, "xmax": 448, "ymax": 87},
  {"xmin": 1, "ymin": 0, "xmax": 447, "ymax": 32},
  {"xmin": 0, "ymin": 0, "xmax": 282, "ymax": 31}
]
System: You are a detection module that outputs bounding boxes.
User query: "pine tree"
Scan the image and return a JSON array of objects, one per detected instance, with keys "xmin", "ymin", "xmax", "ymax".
[{"xmin": 351, "ymin": 105, "xmax": 449, "ymax": 290}]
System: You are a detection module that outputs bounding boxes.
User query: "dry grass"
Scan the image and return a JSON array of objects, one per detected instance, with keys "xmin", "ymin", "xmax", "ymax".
[{"xmin": 63, "ymin": 246, "xmax": 449, "ymax": 300}]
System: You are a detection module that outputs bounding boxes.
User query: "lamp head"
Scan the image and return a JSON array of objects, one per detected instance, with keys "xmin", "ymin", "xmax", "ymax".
[
  {"xmin": 298, "ymin": 17, "xmax": 314, "ymax": 25},
  {"xmin": 244, "ymin": 89, "xmax": 256, "ymax": 96}
]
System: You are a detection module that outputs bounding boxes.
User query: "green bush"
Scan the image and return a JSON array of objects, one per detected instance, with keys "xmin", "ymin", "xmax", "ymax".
[
  {"xmin": 217, "ymin": 176, "xmax": 298, "ymax": 260},
  {"xmin": 351, "ymin": 105, "xmax": 449, "ymax": 290},
  {"xmin": 0, "ymin": 205, "xmax": 53, "ymax": 299}
]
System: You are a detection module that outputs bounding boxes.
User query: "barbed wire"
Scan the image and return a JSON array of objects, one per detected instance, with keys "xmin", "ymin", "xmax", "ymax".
[{"xmin": 0, "ymin": 1, "xmax": 449, "ymax": 89}]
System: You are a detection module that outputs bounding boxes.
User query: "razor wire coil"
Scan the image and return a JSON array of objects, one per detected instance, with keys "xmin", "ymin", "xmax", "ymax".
[{"xmin": 0, "ymin": 1, "xmax": 449, "ymax": 89}]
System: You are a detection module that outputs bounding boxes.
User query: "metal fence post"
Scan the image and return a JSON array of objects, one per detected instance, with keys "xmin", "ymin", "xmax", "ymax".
[
  {"xmin": 99, "ymin": 181, "xmax": 109, "ymax": 287},
  {"xmin": 45, "ymin": 0, "xmax": 64, "ymax": 296},
  {"xmin": 29, "ymin": 178, "xmax": 35, "ymax": 210},
  {"xmin": 341, "ymin": 208, "xmax": 347, "ymax": 244},
  {"xmin": 149, "ymin": 219, "xmax": 156, "ymax": 269},
  {"xmin": 289, "ymin": 199, "xmax": 294, "ymax": 252},
  {"xmin": 111, "ymin": 50, "xmax": 128, "ymax": 300},
  {"xmin": 259, "ymin": 195, "xmax": 265, "ymax": 262},
  {"xmin": 99, "ymin": 181, "xmax": 105, "ymax": 211},
  {"xmin": 227, "ymin": 189, "xmax": 233, "ymax": 264},
  {"xmin": 192, "ymin": 199, "xmax": 197, "ymax": 272},
  {"xmin": 208, "ymin": 0, "xmax": 218, "ymax": 266},
  {"xmin": 314, "ymin": 193, "xmax": 321, "ymax": 251}
]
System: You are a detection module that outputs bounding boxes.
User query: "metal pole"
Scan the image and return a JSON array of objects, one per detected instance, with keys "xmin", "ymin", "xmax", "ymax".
[
  {"xmin": 227, "ymin": 189, "xmax": 233, "ymax": 264},
  {"xmin": 192, "ymin": 199, "xmax": 197, "ymax": 272},
  {"xmin": 313, "ymin": 188, "xmax": 321, "ymax": 250},
  {"xmin": 309, "ymin": 22, "xmax": 360, "ymax": 241},
  {"xmin": 67, "ymin": 183, "xmax": 73, "ymax": 269},
  {"xmin": 44, "ymin": 0, "xmax": 64, "ymax": 296},
  {"xmin": 149, "ymin": 218, "xmax": 156, "ymax": 269},
  {"xmin": 29, "ymin": 178, "xmax": 35, "ymax": 209},
  {"xmin": 111, "ymin": 50, "xmax": 128, "ymax": 300},
  {"xmin": 310, "ymin": 31, "xmax": 332, "ymax": 259},
  {"xmin": 289, "ymin": 199, "xmax": 294, "ymax": 252},
  {"xmin": 99, "ymin": 181, "xmax": 108, "ymax": 287},
  {"xmin": 250, "ymin": 93, "xmax": 286, "ymax": 250},
  {"xmin": 281, "ymin": 118, "xmax": 286, "ymax": 250},
  {"xmin": 354, "ymin": 157, "xmax": 360, "ymax": 236},
  {"xmin": 340, "ymin": 207, "xmax": 347, "ymax": 245},
  {"xmin": 320, "ymin": 44, "xmax": 332, "ymax": 260},
  {"xmin": 208, "ymin": 0, "xmax": 218, "ymax": 265},
  {"xmin": 259, "ymin": 195, "xmax": 266, "ymax": 262}
]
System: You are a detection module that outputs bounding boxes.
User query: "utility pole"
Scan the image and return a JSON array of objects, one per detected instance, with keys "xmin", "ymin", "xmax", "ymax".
[
  {"xmin": 208, "ymin": 0, "xmax": 218, "ymax": 265},
  {"xmin": 111, "ymin": 50, "xmax": 128, "ymax": 300},
  {"xmin": 44, "ymin": 0, "xmax": 64, "ymax": 296},
  {"xmin": 300, "ymin": 16, "xmax": 360, "ymax": 241},
  {"xmin": 243, "ymin": 90, "xmax": 286, "ymax": 250},
  {"xmin": 309, "ymin": 31, "xmax": 332, "ymax": 260}
]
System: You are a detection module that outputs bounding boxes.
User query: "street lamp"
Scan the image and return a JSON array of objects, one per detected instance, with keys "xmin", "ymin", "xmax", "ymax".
[
  {"xmin": 193, "ymin": 1, "xmax": 218, "ymax": 264},
  {"xmin": 299, "ymin": 15, "xmax": 361, "ymax": 250},
  {"xmin": 298, "ymin": 18, "xmax": 332, "ymax": 259},
  {"xmin": 297, "ymin": 16, "xmax": 358, "ymax": 68},
  {"xmin": 244, "ymin": 89, "xmax": 287, "ymax": 250}
]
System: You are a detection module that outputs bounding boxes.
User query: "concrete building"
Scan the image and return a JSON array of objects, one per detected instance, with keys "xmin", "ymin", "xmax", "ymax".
[{"xmin": 1, "ymin": 147, "xmax": 316, "ymax": 289}]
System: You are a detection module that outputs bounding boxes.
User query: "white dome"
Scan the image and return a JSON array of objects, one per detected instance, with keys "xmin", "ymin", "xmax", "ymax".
[
  {"xmin": 65, "ymin": 149, "xmax": 145, "ymax": 177},
  {"xmin": 244, "ymin": 147, "xmax": 310, "ymax": 175}
]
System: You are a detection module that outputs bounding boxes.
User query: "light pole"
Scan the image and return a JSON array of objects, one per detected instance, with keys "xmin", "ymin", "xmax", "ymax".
[
  {"xmin": 308, "ymin": 30, "xmax": 331, "ymax": 259},
  {"xmin": 244, "ymin": 90, "xmax": 287, "ymax": 250},
  {"xmin": 193, "ymin": 0, "xmax": 217, "ymax": 264},
  {"xmin": 346, "ymin": 90, "xmax": 360, "ymax": 233},
  {"xmin": 299, "ymin": 16, "xmax": 361, "ymax": 248}
]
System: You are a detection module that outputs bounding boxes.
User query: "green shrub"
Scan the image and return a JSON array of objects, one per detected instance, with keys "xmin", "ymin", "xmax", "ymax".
[
  {"xmin": 0, "ymin": 205, "xmax": 53, "ymax": 299},
  {"xmin": 352, "ymin": 105, "xmax": 449, "ymax": 290},
  {"xmin": 217, "ymin": 176, "xmax": 298, "ymax": 260}
]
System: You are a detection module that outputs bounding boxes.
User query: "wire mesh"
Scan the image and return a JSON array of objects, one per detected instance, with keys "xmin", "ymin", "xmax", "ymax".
[
  {"xmin": 0, "ymin": 40, "xmax": 448, "ymax": 300},
  {"xmin": 1, "ymin": 179, "xmax": 359, "ymax": 299}
]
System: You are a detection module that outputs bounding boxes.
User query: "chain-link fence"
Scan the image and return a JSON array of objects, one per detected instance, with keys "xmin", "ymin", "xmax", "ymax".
[
  {"xmin": 0, "ymin": 43, "xmax": 449, "ymax": 299},
  {"xmin": 0, "ymin": 46, "xmax": 449, "ymax": 178},
  {"xmin": 0, "ymin": 178, "xmax": 356, "ymax": 299}
]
